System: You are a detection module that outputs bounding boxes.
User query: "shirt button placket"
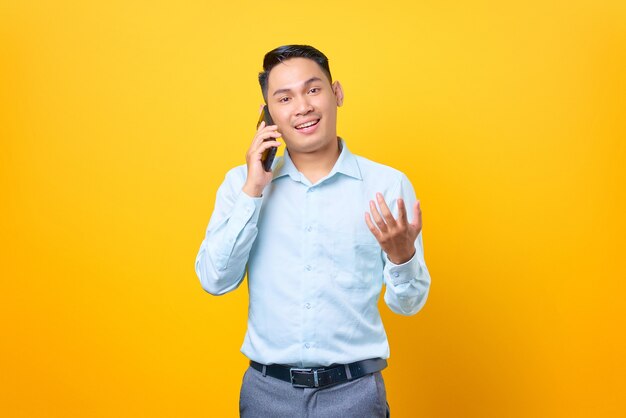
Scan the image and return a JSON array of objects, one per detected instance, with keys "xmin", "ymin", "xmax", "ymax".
[{"xmin": 303, "ymin": 187, "xmax": 314, "ymax": 363}]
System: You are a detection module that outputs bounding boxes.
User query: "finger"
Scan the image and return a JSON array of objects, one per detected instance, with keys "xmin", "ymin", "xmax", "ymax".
[
  {"xmin": 396, "ymin": 198, "xmax": 408, "ymax": 226},
  {"xmin": 252, "ymin": 129, "xmax": 281, "ymax": 148},
  {"xmin": 255, "ymin": 123, "xmax": 279, "ymax": 136},
  {"xmin": 376, "ymin": 193, "xmax": 397, "ymax": 227},
  {"xmin": 256, "ymin": 121, "xmax": 278, "ymax": 134},
  {"xmin": 256, "ymin": 128, "xmax": 281, "ymax": 140},
  {"xmin": 249, "ymin": 142, "xmax": 281, "ymax": 165},
  {"xmin": 411, "ymin": 200, "xmax": 422, "ymax": 231},
  {"xmin": 252, "ymin": 140, "xmax": 282, "ymax": 156},
  {"xmin": 364, "ymin": 212, "xmax": 383, "ymax": 240},
  {"xmin": 369, "ymin": 200, "xmax": 388, "ymax": 232}
]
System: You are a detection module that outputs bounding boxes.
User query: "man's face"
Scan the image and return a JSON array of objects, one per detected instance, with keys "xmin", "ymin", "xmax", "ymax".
[{"xmin": 266, "ymin": 58, "xmax": 343, "ymax": 156}]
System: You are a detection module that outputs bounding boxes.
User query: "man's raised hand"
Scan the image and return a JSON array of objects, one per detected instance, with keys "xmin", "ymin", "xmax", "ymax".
[
  {"xmin": 242, "ymin": 107, "xmax": 282, "ymax": 197},
  {"xmin": 365, "ymin": 193, "xmax": 422, "ymax": 264}
]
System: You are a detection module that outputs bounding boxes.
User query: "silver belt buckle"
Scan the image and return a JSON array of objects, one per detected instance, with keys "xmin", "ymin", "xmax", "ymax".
[{"xmin": 290, "ymin": 368, "xmax": 320, "ymax": 388}]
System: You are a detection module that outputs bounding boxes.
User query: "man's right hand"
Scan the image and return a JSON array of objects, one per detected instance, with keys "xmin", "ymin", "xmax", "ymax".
[{"xmin": 242, "ymin": 120, "xmax": 282, "ymax": 197}]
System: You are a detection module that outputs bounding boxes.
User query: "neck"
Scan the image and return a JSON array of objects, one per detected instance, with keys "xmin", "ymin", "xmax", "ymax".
[{"xmin": 289, "ymin": 138, "xmax": 341, "ymax": 184}]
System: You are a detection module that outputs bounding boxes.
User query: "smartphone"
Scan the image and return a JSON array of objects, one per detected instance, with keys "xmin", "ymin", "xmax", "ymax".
[{"xmin": 256, "ymin": 105, "xmax": 278, "ymax": 172}]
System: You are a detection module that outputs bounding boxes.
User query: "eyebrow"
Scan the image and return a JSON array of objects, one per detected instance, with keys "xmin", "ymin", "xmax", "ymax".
[{"xmin": 272, "ymin": 77, "xmax": 323, "ymax": 97}]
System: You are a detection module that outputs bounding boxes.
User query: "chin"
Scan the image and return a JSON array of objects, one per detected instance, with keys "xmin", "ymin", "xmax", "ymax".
[
  {"xmin": 302, "ymin": 138, "xmax": 334, "ymax": 153},
  {"xmin": 285, "ymin": 128, "xmax": 337, "ymax": 154}
]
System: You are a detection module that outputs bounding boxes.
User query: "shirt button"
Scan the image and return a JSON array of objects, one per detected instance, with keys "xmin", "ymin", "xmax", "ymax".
[
  {"xmin": 393, "ymin": 272, "xmax": 400, "ymax": 278},
  {"xmin": 306, "ymin": 226, "xmax": 312, "ymax": 232},
  {"xmin": 305, "ymin": 343, "xmax": 311, "ymax": 349},
  {"xmin": 305, "ymin": 303, "xmax": 311, "ymax": 309},
  {"xmin": 305, "ymin": 265, "xmax": 312, "ymax": 271}
]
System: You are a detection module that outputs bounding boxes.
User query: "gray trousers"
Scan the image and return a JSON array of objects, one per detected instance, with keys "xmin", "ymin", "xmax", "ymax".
[{"xmin": 239, "ymin": 365, "xmax": 390, "ymax": 418}]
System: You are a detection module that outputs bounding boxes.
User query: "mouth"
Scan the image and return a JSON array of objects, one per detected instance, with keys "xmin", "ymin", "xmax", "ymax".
[{"xmin": 294, "ymin": 118, "xmax": 320, "ymax": 134}]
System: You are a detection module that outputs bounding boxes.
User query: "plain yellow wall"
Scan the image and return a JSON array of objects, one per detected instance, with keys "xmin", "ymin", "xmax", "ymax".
[{"xmin": 1, "ymin": 1, "xmax": 625, "ymax": 417}]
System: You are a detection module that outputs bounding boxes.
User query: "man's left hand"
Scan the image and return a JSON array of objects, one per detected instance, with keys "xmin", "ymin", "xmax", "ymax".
[{"xmin": 365, "ymin": 193, "xmax": 422, "ymax": 265}]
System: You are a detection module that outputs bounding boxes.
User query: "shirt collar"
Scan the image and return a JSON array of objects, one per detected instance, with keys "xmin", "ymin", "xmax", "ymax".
[{"xmin": 272, "ymin": 138, "xmax": 362, "ymax": 183}]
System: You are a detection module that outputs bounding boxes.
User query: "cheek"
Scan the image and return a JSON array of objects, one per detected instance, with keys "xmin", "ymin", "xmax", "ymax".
[
  {"xmin": 272, "ymin": 108, "xmax": 291, "ymax": 126},
  {"xmin": 322, "ymin": 105, "xmax": 337, "ymax": 124},
  {"xmin": 273, "ymin": 111, "xmax": 293, "ymax": 139},
  {"xmin": 320, "ymin": 97, "xmax": 337, "ymax": 114}
]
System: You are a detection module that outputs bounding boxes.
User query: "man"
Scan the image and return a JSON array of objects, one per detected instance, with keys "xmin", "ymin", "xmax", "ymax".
[{"xmin": 195, "ymin": 45, "xmax": 431, "ymax": 417}]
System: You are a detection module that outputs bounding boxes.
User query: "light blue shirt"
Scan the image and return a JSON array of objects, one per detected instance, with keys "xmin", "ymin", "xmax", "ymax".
[{"xmin": 195, "ymin": 140, "xmax": 431, "ymax": 367}]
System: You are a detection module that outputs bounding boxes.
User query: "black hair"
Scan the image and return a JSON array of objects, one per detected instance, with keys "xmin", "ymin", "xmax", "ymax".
[{"xmin": 258, "ymin": 45, "xmax": 332, "ymax": 102}]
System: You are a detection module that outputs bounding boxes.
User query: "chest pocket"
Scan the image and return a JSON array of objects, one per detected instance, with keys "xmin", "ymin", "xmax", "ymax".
[{"xmin": 331, "ymin": 233, "xmax": 384, "ymax": 289}]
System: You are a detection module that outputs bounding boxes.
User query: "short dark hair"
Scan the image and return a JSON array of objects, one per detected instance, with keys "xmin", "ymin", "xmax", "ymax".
[{"xmin": 258, "ymin": 45, "xmax": 332, "ymax": 102}]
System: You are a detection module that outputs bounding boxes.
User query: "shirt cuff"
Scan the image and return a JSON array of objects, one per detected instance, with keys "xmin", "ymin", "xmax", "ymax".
[{"xmin": 385, "ymin": 251, "xmax": 420, "ymax": 286}]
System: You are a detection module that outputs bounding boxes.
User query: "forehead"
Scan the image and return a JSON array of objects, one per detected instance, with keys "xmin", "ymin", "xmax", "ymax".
[{"xmin": 267, "ymin": 58, "xmax": 330, "ymax": 92}]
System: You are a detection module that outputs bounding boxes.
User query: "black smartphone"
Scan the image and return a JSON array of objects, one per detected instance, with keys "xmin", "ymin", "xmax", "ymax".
[{"xmin": 256, "ymin": 105, "xmax": 278, "ymax": 172}]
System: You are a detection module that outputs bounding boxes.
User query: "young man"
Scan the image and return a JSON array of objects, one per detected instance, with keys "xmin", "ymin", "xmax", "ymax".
[{"xmin": 195, "ymin": 45, "xmax": 431, "ymax": 418}]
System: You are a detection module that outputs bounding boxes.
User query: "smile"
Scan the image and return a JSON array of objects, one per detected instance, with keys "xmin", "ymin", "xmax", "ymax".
[{"xmin": 295, "ymin": 119, "xmax": 320, "ymax": 130}]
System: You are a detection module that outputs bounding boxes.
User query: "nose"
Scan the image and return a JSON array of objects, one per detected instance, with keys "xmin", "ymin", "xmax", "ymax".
[{"xmin": 294, "ymin": 95, "xmax": 314, "ymax": 116}]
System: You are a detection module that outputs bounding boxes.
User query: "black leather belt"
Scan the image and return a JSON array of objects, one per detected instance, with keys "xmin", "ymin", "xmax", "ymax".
[{"xmin": 250, "ymin": 358, "xmax": 387, "ymax": 388}]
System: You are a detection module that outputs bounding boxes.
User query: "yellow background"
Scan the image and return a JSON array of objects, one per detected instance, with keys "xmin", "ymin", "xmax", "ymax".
[{"xmin": 2, "ymin": 1, "xmax": 625, "ymax": 417}]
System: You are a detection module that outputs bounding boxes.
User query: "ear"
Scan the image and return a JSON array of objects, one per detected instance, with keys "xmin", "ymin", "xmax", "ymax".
[{"xmin": 332, "ymin": 81, "xmax": 344, "ymax": 107}]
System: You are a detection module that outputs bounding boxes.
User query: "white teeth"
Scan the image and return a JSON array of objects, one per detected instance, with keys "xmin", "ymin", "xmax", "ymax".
[{"xmin": 296, "ymin": 120, "xmax": 318, "ymax": 129}]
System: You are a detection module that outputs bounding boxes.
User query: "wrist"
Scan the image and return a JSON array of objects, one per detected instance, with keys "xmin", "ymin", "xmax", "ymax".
[
  {"xmin": 388, "ymin": 249, "xmax": 416, "ymax": 265},
  {"xmin": 242, "ymin": 182, "xmax": 263, "ymax": 198}
]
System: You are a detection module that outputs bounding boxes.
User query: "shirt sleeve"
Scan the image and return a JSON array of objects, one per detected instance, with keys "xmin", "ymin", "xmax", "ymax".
[
  {"xmin": 195, "ymin": 167, "xmax": 263, "ymax": 295},
  {"xmin": 382, "ymin": 173, "xmax": 432, "ymax": 315}
]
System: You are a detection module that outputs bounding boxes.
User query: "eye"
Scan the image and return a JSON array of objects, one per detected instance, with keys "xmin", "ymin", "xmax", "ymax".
[
  {"xmin": 278, "ymin": 96, "xmax": 291, "ymax": 103},
  {"xmin": 308, "ymin": 87, "xmax": 320, "ymax": 94}
]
